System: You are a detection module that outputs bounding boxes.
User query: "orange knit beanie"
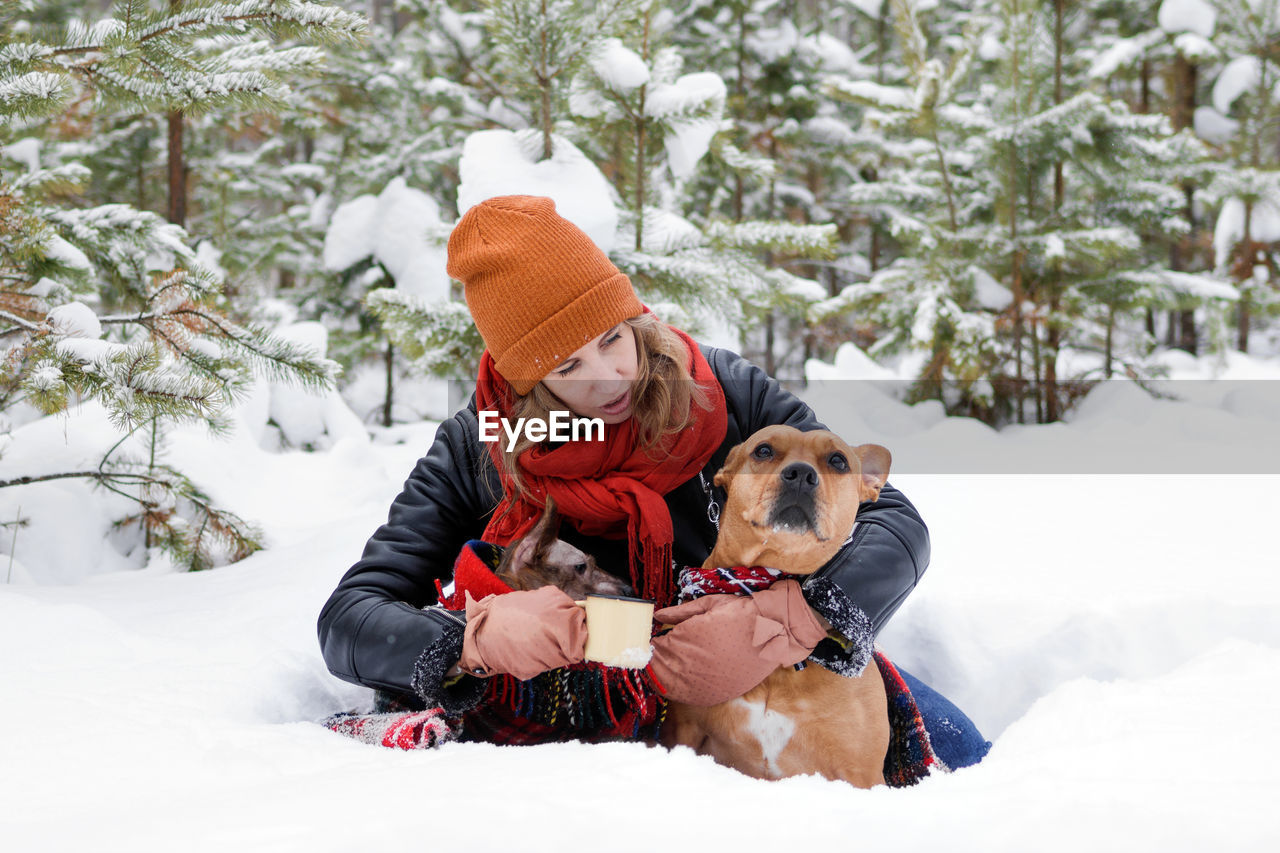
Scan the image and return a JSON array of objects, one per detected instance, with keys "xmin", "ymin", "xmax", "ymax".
[{"xmin": 446, "ymin": 195, "xmax": 644, "ymax": 395}]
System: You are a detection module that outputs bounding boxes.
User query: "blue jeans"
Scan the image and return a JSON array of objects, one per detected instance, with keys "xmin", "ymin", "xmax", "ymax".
[{"xmin": 896, "ymin": 666, "xmax": 991, "ymax": 769}]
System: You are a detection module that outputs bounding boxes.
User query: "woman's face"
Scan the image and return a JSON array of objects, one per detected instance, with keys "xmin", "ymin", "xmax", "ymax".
[{"xmin": 540, "ymin": 322, "xmax": 639, "ymax": 424}]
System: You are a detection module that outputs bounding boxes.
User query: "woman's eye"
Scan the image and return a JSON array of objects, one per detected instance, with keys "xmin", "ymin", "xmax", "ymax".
[
  {"xmin": 554, "ymin": 362, "xmax": 578, "ymax": 377},
  {"xmin": 828, "ymin": 453, "xmax": 848, "ymax": 471},
  {"xmin": 752, "ymin": 443, "xmax": 773, "ymax": 460},
  {"xmin": 602, "ymin": 329, "xmax": 622, "ymax": 346}
]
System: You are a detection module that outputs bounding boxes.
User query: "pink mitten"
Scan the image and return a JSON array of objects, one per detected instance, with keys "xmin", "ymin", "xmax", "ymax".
[
  {"xmin": 457, "ymin": 586, "xmax": 588, "ymax": 681},
  {"xmin": 647, "ymin": 580, "xmax": 827, "ymax": 706}
]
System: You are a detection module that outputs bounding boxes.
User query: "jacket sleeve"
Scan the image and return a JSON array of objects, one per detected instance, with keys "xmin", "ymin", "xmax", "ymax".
[
  {"xmin": 708, "ymin": 346, "xmax": 931, "ymax": 676},
  {"xmin": 316, "ymin": 404, "xmax": 496, "ymax": 713}
]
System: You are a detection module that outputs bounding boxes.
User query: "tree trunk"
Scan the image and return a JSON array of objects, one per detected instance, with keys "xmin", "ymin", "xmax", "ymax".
[
  {"xmin": 634, "ymin": 11, "xmax": 651, "ymax": 251},
  {"xmin": 869, "ymin": 1, "xmax": 888, "ymax": 275},
  {"xmin": 166, "ymin": 1, "xmax": 185, "ymax": 227},
  {"xmin": 1105, "ymin": 304, "xmax": 1115, "ymax": 378},
  {"xmin": 166, "ymin": 110, "xmax": 185, "ymax": 226},
  {"xmin": 1043, "ymin": 0, "xmax": 1065, "ymax": 423},
  {"xmin": 1140, "ymin": 58, "xmax": 1150, "ymax": 114},
  {"xmin": 1008, "ymin": 2, "xmax": 1025, "ymax": 425},
  {"xmin": 383, "ymin": 340, "xmax": 394, "ymax": 428},
  {"xmin": 1238, "ymin": 299, "xmax": 1251, "ymax": 352},
  {"xmin": 1177, "ymin": 184, "xmax": 1198, "ymax": 354},
  {"xmin": 1169, "ymin": 53, "xmax": 1198, "ymax": 354},
  {"xmin": 539, "ymin": 0, "xmax": 553, "ymax": 161},
  {"xmin": 1237, "ymin": 202, "xmax": 1255, "ymax": 353},
  {"xmin": 1138, "ymin": 50, "xmax": 1156, "ymax": 349},
  {"xmin": 764, "ymin": 312, "xmax": 776, "ymax": 378}
]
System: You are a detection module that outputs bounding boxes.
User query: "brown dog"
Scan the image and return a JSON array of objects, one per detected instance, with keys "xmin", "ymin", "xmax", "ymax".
[
  {"xmin": 659, "ymin": 425, "xmax": 893, "ymax": 787},
  {"xmin": 494, "ymin": 499, "xmax": 633, "ymax": 600}
]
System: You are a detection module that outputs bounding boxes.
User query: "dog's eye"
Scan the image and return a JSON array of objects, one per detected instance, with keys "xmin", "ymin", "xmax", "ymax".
[
  {"xmin": 828, "ymin": 453, "xmax": 849, "ymax": 472},
  {"xmin": 574, "ymin": 562, "xmax": 587, "ymax": 575},
  {"xmin": 752, "ymin": 443, "xmax": 773, "ymax": 460}
]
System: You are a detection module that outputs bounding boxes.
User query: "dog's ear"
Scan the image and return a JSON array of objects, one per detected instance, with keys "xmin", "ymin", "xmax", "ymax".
[
  {"xmin": 854, "ymin": 444, "xmax": 891, "ymax": 502},
  {"xmin": 712, "ymin": 442, "xmax": 751, "ymax": 489},
  {"xmin": 504, "ymin": 498, "xmax": 559, "ymax": 574},
  {"xmin": 528, "ymin": 497, "xmax": 560, "ymax": 556},
  {"xmin": 503, "ymin": 533, "xmax": 539, "ymax": 578}
]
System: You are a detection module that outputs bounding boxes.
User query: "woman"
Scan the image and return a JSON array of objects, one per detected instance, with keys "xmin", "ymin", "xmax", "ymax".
[{"xmin": 317, "ymin": 195, "xmax": 988, "ymax": 768}]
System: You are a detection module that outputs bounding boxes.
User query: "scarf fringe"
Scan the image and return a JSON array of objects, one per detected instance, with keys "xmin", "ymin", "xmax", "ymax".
[
  {"xmin": 631, "ymin": 526, "xmax": 675, "ymax": 607},
  {"xmin": 466, "ymin": 663, "xmax": 665, "ymax": 745}
]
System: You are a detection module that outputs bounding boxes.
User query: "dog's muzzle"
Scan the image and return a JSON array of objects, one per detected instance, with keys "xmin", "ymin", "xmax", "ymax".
[{"xmin": 767, "ymin": 462, "xmax": 819, "ymax": 532}]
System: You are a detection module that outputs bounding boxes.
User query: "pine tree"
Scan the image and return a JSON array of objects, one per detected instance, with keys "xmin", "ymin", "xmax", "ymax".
[
  {"xmin": 822, "ymin": 0, "xmax": 1217, "ymax": 423},
  {"xmin": 1196, "ymin": 0, "xmax": 1280, "ymax": 352},
  {"xmin": 564, "ymin": 2, "xmax": 837, "ymax": 364},
  {"xmin": 291, "ymin": 1, "xmax": 483, "ymax": 424},
  {"xmin": 662, "ymin": 0, "xmax": 869, "ymax": 376},
  {"xmin": 0, "ymin": 0, "xmax": 363, "ymax": 569}
]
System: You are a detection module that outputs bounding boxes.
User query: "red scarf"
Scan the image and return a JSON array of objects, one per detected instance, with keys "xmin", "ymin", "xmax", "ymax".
[{"xmin": 474, "ymin": 325, "xmax": 727, "ymax": 606}]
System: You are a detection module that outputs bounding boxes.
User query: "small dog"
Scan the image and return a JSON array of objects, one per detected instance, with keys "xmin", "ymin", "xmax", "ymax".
[
  {"xmin": 659, "ymin": 425, "xmax": 893, "ymax": 787},
  {"xmin": 494, "ymin": 499, "xmax": 633, "ymax": 600}
]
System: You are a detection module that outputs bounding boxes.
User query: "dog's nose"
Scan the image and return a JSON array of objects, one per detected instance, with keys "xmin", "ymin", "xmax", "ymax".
[{"xmin": 780, "ymin": 462, "xmax": 819, "ymax": 492}]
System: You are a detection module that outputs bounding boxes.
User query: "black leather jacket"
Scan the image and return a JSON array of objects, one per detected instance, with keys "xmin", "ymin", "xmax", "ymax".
[{"xmin": 317, "ymin": 346, "xmax": 930, "ymax": 711}]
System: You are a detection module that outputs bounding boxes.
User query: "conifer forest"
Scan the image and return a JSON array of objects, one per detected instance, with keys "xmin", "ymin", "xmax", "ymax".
[{"xmin": 3, "ymin": 1, "xmax": 1279, "ymax": 568}]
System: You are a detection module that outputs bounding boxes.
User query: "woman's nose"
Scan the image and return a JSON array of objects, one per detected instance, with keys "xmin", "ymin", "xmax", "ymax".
[{"xmin": 577, "ymin": 354, "xmax": 624, "ymax": 382}]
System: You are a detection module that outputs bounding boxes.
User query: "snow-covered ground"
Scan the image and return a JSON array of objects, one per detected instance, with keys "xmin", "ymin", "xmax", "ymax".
[{"xmin": 2, "ymin": 348, "xmax": 1279, "ymax": 852}]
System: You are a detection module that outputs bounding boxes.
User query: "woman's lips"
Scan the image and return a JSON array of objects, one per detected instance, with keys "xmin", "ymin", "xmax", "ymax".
[{"xmin": 599, "ymin": 389, "xmax": 631, "ymax": 416}]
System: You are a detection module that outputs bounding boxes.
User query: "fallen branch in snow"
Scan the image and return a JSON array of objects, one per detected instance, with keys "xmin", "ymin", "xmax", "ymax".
[{"xmin": 0, "ymin": 465, "xmax": 262, "ymax": 571}]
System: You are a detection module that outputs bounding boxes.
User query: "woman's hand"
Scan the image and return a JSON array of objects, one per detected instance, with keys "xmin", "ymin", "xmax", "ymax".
[
  {"xmin": 646, "ymin": 580, "xmax": 828, "ymax": 706},
  {"xmin": 457, "ymin": 587, "xmax": 588, "ymax": 681}
]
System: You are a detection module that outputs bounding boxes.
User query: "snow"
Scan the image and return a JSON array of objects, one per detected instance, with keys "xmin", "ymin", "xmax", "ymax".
[
  {"xmin": 802, "ymin": 344, "xmax": 1280, "ymax": 474},
  {"xmin": 322, "ymin": 177, "xmax": 450, "ymax": 301},
  {"xmin": 43, "ymin": 233, "xmax": 92, "ymax": 272},
  {"xmin": 970, "ymin": 266, "xmax": 1013, "ymax": 311},
  {"xmin": 1173, "ymin": 32, "xmax": 1218, "ymax": 61},
  {"xmin": 828, "ymin": 78, "xmax": 914, "ymax": 111},
  {"xmin": 1157, "ymin": 269, "xmax": 1239, "ymax": 300},
  {"xmin": 264, "ymin": 322, "xmax": 368, "ymax": 450},
  {"xmin": 1044, "ymin": 233, "xmax": 1066, "ymax": 259},
  {"xmin": 806, "ymin": 341, "xmax": 899, "ymax": 381},
  {"xmin": 802, "ymin": 32, "xmax": 870, "ymax": 77},
  {"xmin": 45, "ymin": 301, "xmax": 101, "ymax": 339},
  {"xmin": 645, "ymin": 72, "xmax": 727, "ymax": 179},
  {"xmin": 3, "ymin": 345, "xmax": 1280, "ymax": 850},
  {"xmin": 846, "ymin": 0, "xmax": 892, "ymax": 17},
  {"xmin": 1194, "ymin": 104, "xmax": 1239, "ymax": 144},
  {"xmin": 1, "ymin": 136, "xmax": 40, "ymax": 171},
  {"xmin": 194, "ymin": 240, "xmax": 227, "ymax": 283},
  {"xmin": 1088, "ymin": 30, "xmax": 1164, "ymax": 79},
  {"xmin": 1214, "ymin": 196, "xmax": 1280, "ymax": 270},
  {"xmin": 53, "ymin": 335, "xmax": 122, "ymax": 364},
  {"xmin": 1211, "ymin": 55, "xmax": 1272, "ymax": 115},
  {"xmin": 746, "ymin": 19, "xmax": 799, "ymax": 65},
  {"xmin": 590, "ymin": 38, "xmax": 649, "ymax": 93},
  {"xmin": 1158, "ymin": 0, "xmax": 1216, "ymax": 38},
  {"xmin": 456, "ymin": 129, "xmax": 620, "ymax": 253}
]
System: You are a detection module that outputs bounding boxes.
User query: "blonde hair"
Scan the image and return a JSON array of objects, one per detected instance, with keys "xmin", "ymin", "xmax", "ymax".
[{"xmin": 488, "ymin": 313, "xmax": 712, "ymax": 510}]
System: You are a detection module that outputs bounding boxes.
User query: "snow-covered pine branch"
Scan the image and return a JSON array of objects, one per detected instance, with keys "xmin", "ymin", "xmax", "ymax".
[
  {"xmin": 824, "ymin": 76, "xmax": 915, "ymax": 112},
  {"xmin": 127, "ymin": 1, "xmax": 365, "ymax": 50},
  {"xmin": 712, "ymin": 141, "xmax": 777, "ymax": 181},
  {"xmin": 364, "ymin": 289, "xmax": 483, "ymax": 378},
  {"xmin": 703, "ymin": 220, "xmax": 837, "ymax": 257},
  {"xmin": 19, "ymin": 1, "xmax": 365, "ymax": 118},
  {"xmin": 1104, "ymin": 269, "xmax": 1241, "ymax": 305}
]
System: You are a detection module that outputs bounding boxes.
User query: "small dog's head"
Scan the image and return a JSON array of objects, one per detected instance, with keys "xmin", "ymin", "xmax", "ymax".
[
  {"xmin": 495, "ymin": 499, "xmax": 634, "ymax": 599},
  {"xmin": 710, "ymin": 425, "xmax": 891, "ymax": 574}
]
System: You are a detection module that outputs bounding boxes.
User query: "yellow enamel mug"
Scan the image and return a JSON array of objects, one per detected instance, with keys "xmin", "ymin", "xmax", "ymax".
[{"xmin": 581, "ymin": 594, "xmax": 654, "ymax": 668}]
